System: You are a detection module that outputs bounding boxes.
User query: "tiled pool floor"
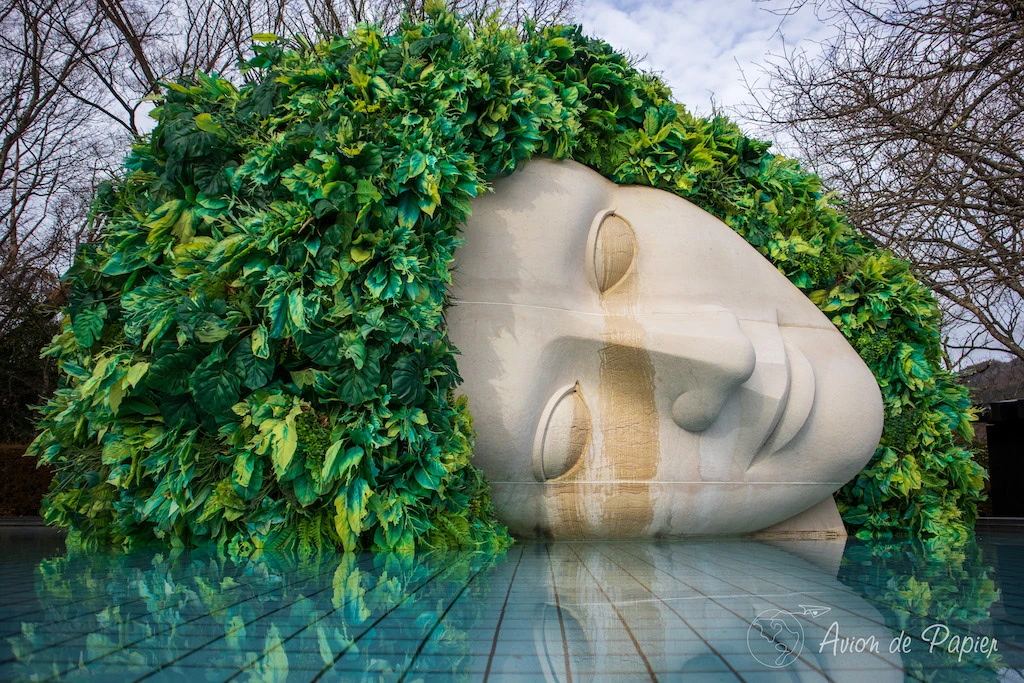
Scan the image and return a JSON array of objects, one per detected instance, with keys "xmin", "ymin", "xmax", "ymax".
[{"xmin": 0, "ymin": 529, "xmax": 1020, "ymax": 681}]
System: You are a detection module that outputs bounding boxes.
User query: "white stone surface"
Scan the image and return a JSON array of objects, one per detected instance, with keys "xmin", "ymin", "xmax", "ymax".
[
  {"xmin": 753, "ymin": 496, "xmax": 848, "ymax": 540},
  {"xmin": 448, "ymin": 159, "xmax": 883, "ymax": 539}
]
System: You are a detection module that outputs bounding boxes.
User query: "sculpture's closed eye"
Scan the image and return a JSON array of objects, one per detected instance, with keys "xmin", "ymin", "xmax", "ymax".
[
  {"xmin": 532, "ymin": 382, "xmax": 592, "ymax": 482},
  {"xmin": 586, "ymin": 210, "xmax": 637, "ymax": 295}
]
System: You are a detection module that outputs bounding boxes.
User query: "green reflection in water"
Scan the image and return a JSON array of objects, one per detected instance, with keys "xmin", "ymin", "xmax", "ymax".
[
  {"xmin": 839, "ymin": 535, "xmax": 1003, "ymax": 681},
  {"xmin": 9, "ymin": 545, "xmax": 501, "ymax": 680}
]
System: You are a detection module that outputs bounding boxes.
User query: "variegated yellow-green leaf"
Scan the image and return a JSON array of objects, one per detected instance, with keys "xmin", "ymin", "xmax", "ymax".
[
  {"xmin": 350, "ymin": 246, "xmax": 372, "ymax": 263},
  {"xmin": 322, "ymin": 442, "xmax": 363, "ymax": 484},
  {"xmin": 194, "ymin": 113, "xmax": 222, "ymax": 134},
  {"xmin": 334, "ymin": 477, "xmax": 372, "ymax": 552}
]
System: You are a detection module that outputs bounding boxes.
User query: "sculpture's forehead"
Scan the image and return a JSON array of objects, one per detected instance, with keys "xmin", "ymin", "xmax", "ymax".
[{"xmin": 457, "ymin": 158, "xmax": 833, "ymax": 330}]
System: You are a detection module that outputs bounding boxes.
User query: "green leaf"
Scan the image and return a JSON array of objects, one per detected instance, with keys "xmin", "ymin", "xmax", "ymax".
[
  {"xmin": 194, "ymin": 113, "xmax": 222, "ymax": 134},
  {"xmin": 405, "ymin": 151, "xmax": 428, "ymax": 179},
  {"xmin": 479, "ymin": 120, "xmax": 499, "ymax": 138},
  {"xmin": 391, "ymin": 355, "xmax": 425, "ymax": 405},
  {"xmin": 159, "ymin": 394, "xmax": 197, "ymax": 429},
  {"xmin": 72, "ymin": 303, "xmax": 107, "ymax": 347},
  {"xmin": 548, "ymin": 37, "xmax": 574, "ymax": 60},
  {"xmin": 396, "ymin": 192, "xmax": 420, "ymax": 228},
  {"xmin": 232, "ymin": 337, "xmax": 276, "ymax": 390},
  {"xmin": 322, "ymin": 443, "xmax": 363, "ymax": 484},
  {"xmin": 287, "ymin": 290, "xmax": 307, "ymax": 331},
  {"xmin": 124, "ymin": 361, "xmax": 150, "ymax": 388},
  {"xmin": 350, "ymin": 246, "xmax": 373, "ymax": 263},
  {"xmin": 414, "ymin": 466, "xmax": 440, "ymax": 492},
  {"xmin": 148, "ymin": 351, "xmax": 198, "ymax": 394},
  {"xmin": 300, "ymin": 330, "xmax": 343, "ymax": 365},
  {"xmin": 338, "ymin": 352, "xmax": 381, "ymax": 404},
  {"xmin": 190, "ymin": 354, "xmax": 242, "ymax": 415},
  {"xmin": 334, "ymin": 477, "xmax": 371, "ymax": 552},
  {"xmin": 234, "ymin": 450, "xmax": 255, "ymax": 488},
  {"xmin": 266, "ymin": 293, "xmax": 290, "ymax": 338},
  {"xmin": 348, "ymin": 63, "xmax": 370, "ymax": 88},
  {"xmin": 145, "ymin": 200, "xmax": 186, "ymax": 243},
  {"xmin": 252, "ymin": 324, "xmax": 270, "ymax": 359},
  {"xmin": 292, "ymin": 473, "xmax": 318, "ymax": 506},
  {"xmin": 258, "ymin": 410, "xmax": 300, "ymax": 480},
  {"xmin": 356, "ymin": 179, "xmax": 382, "ymax": 205}
]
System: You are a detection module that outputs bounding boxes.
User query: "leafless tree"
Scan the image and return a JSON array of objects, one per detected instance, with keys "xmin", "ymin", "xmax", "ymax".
[
  {"xmin": 285, "ymin": 0, "xmax": 574, "ymax": 39},
  {"xmin": 0, "ymin": 0, "xmax": 101, "ymax": 334},
  {"xmin": 748, "ymin": 0, "xmax": 1024, "ymax": 368}
]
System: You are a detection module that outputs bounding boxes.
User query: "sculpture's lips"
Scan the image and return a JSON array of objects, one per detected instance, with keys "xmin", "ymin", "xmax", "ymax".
[{"xmin": 752, "ymin": 338, "xmax": 816, "ymax": 463}]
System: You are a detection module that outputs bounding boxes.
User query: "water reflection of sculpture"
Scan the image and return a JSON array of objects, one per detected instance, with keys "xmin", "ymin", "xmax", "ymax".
[
  {"xmin": 5, "ymin": 537, "xmax": 1005, "ymax": 681},
  {"xmin": 8, "ymin": 548, "xmax": 500, "ymax": 680},
  {"xmin": 489, "ymin": 539, "xmax": 905, "ymax": 681}
]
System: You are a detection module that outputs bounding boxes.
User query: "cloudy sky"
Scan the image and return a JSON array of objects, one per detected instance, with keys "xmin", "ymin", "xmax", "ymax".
[{"xmin": 576, "ymin": 0, "xmax": 833, "ymax": 119}]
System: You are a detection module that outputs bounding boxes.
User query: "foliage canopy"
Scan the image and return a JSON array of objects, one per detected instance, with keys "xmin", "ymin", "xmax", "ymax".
[{"xmin": 28, "ymin": 7, "xmax": 985, "ymax": 553}]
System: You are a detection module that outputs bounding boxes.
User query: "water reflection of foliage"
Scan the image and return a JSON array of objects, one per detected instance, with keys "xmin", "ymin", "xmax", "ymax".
[
  {"xmin": 839, "ymin": 536, "xmax": 1002, "ymax": 681},
  {"xmin": 9, "ymin": 546, "xmax": 500, "ymax": 680}
]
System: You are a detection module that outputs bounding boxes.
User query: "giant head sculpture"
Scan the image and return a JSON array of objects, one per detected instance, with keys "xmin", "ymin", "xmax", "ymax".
[{"xmin": 447, "ymin": 159, "xmax": 884, "ymax": 539}]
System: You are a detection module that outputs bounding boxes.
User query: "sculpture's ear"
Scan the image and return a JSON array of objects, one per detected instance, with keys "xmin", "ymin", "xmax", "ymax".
[
  {"xmin": 585, "ymin": 209, "xmax": 637, "ymax": 295},
  {"xmin": 532, "ymin": 382, "xmax": 592, "ymax": 482}
]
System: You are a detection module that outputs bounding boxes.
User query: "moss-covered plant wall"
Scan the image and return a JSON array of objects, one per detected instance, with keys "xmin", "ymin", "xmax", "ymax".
[{"xmin": 28, "ymin": 7, "xmax": 985, "ymax": 553}]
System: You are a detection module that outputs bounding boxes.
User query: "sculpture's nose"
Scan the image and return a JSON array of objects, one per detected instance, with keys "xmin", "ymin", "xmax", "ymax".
[
  {"xmin": 585, "ymin": 212, "xmax": 756, "ymax": 432},
  {"xmin": 638, "ymin": 307, "xmax": 757, "ymax": 432}
]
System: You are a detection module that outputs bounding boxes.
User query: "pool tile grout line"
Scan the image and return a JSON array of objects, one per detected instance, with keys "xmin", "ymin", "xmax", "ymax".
[
  {"xmin": 545, "ymin": 542, "xmax": 574, "ymax": 683},
  {"xmin": 483, "ymin": 544, "xmax": 525, "ymax": 682},
  {"xmin": 304, "ymin": 554, "xmax": 470, "ymax": 682}
]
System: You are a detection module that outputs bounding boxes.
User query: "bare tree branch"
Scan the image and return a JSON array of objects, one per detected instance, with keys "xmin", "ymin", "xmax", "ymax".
[{"xmin": 746, "ymin": 0, "xmax": 1024, "ymax": 368}]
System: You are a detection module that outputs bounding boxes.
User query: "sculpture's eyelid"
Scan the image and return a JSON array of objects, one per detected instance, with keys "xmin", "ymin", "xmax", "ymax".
[
  {"xmin": 585, "ymin": 208, "xmax": 638, "ymax": 296},
  {"xmin": 532, "ymin": 382, "xmax": 592, "ymax": 482}
]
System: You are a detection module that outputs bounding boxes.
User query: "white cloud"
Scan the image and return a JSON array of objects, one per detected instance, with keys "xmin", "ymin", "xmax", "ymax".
[{"xmin": 578, "ymin": 0, "xmax": 832, "ymax": 118}]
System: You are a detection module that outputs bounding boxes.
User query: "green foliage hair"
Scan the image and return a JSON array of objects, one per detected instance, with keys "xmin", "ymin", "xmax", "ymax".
[{"xmin": 28, "ymin": 7, "xmax": 985, "ymax": 553}]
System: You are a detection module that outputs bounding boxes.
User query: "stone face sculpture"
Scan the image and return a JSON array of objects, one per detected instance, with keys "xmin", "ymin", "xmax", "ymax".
[{"xmin": 447, "ymin": 159, "xmax": 884, "ymax": 539}]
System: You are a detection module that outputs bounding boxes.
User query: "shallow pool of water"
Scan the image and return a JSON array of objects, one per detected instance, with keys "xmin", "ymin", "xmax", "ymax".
[{"xmin": 0, "ymin": 529, "xmax": 1020, "ymax": 681}]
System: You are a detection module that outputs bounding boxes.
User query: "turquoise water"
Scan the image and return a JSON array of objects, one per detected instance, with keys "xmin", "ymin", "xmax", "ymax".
[{"xmin": 0, "ymin": 529, "xmax": 1019, "ymax": 681}]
